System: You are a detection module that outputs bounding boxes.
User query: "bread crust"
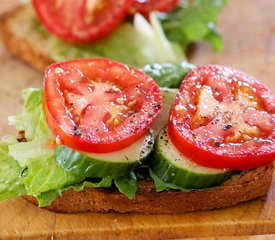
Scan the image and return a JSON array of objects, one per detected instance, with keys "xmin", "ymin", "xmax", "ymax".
[
  {"xmin": 23, "ymin": 164, "xmax": 274, "ymax": 214},
  {"xmin": 1, "ymin": 5, "xmax": 54, "ymax": 71}
]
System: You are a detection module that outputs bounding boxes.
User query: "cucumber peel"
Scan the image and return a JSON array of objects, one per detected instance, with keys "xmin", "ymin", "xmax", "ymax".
[
  {"xmin": 151, "ymin": 126, "xmax": 232, "ymax": 189},
  {"xmin": 55, "ymin": 132, "xmax": 154, "ymax": 178}
]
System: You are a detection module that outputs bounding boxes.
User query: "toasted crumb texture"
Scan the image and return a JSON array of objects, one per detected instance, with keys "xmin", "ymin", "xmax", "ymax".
[
  {"xmin": 23, "ymin": 164, "xmax": 274, "ymax": 214},
  {"xmin": 2, "ymin": 5, "xmax": 54, "ymax": 71}
]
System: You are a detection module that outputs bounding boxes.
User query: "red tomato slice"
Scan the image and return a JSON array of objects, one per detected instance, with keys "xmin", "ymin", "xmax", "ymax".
[
  {"xmin": 32, "ymin": 0, "xmax": 132, "ymax": 43},
  {"xmin": 43, "ymin": 58, "xmax": 162, "ymax": 153},
  {"xmin": 168, "ymin": 65, "xmax": 275, "ymax": 170},
  {"xmin": 129, "ymin": 0, "xmax": 179, "ymax": 17}
]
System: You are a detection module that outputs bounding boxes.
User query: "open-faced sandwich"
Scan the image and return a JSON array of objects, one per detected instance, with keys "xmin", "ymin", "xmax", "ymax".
[
  {"xmin": 2, "ymin": 0, "xmax": 228, "ymax": 71},
  {"xmin": 0, "ymin": 58, "xmax": 274, "ymax": 214}
]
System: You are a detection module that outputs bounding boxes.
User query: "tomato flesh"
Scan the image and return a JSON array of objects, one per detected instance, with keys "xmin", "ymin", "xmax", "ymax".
[
  {"xmin": 43, "ymin": 58, "xmax": 162, "ymax": 153},
  {"xmin": 168, "ymin": 65, "xmax": 275, "ymax": 170},
  {"xmin": 32, "ymin": 0, "xmax": 132, "ymax": 43},
  {"xmin": 129, "ymin": 0, "xmax": 179, "ymax": 17}
]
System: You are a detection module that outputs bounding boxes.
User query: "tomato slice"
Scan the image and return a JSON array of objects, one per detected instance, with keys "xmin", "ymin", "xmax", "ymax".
[
  {"xmin": 129, "ymin": 0, "xmax": 179, "ymax": 17},
  {"xmin": 32, "ymin": 0, "xmax": 132, "ymax": 43},
  {"xmin": 43, "ymin": 58, "xmax": 162, "ymax": 153},
  {"xmin": 168, "ymin": 65, "xmax": 275, "ymax": 170}
]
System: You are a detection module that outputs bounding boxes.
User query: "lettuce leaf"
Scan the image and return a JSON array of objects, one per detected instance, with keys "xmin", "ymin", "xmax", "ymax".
[
  {"xmin": 35, "ymin": 189, "xmax": 62, "ymax": 207},
  {"xmin": 160, "ymin": 0, "xmax": 228, "ymax": 51},
  {"xmin": 114, "ymin": 172, "xmax": 138, "ymax": 200},
  {"xmin": 142, "ymin": 62, "xmax": 195, "ymax": 88},
  {"xmin": 0, "ymin": 141, "xmax": 26, "ymax": 201},
  {"xmin": 23, "ymin": 152, "xmax": 84, "ymax": 194},
  {"xmin": 50, "ymin": 14, "xmax": 184, "ymax": 68},
  {"xmin": 9, "ymin": 88, "xmax": 44, "ymax": 141},
  {"xmin": 146, "ymin": 166, "xmax": 192, "ymax": 192},
  {"xmin": 35, "ymin": 178, "xmax": 112, "ymax": 207},
  {"xmin": 9, "ymin": 140, "xmax": 51, "ymax": 167},
  {"xmin": 8, "ymin": 89, "xmax": 85, "ymax": 194}
]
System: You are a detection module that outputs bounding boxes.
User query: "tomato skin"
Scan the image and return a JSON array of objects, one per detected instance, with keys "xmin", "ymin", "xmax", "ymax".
[
  {"xmin": 129, "ymin": 0, "xmax": 179, "ymax": 17},
  {"xmin": 32, "ymin": 0, "xmax": 133, "ymax": 43},
  {"xmin": 43, "ymin": 58, "xmax": 162, "ymax": 153},
  {"xmin": 168, "ymin": 65, "xmax": 275, "ymax": 170}
]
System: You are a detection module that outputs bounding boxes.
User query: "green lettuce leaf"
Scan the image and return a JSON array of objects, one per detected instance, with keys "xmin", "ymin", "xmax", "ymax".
[
  {"xmin": 49, "ymin": 14, "xmax": 184, "ymax": 68},
  {"xmin": 9, "ymin": 140, "xmax": 51, "ymax": 167},
  {"xmin": 0, "ymin": 141, "xmax": 26, "ymax": 201},
  {"xmin": 4, "ymin": 89, "xmax": 85, "ymax": 197},
  {"xmin": 142, "ymin": 62, "xmax": 195, "ymax": 88},
  {"xmin": 23, "ymin": 152, "xmax": 84, "ymax": 194},
  {"xmin": 35, "ymin": 178, "xmax": 112, "ymax": 207},
  {"xmin": 34, "ymin": 109, "xmax": 54, "ymax": 140},
  {"xmin": 8, "ymin": 88, "xmax": 46, "ymax": 141},
  {"xmin": 160, "ymin": 0, "xmax": 228, "ymax": 51},
  {"xmin": 114, "ymin": 172, "xmax": 138, "ymax": 200},
  {"xmin": 147, "ymin": 166, "xmax": 192, "ymax": 192},
  {"xmin": 35, "ymin": 174, "xmax": 140, "ymax": 207},
  {"xmin": 35, "ymin": 171, "xmax": 138, "ymax": 205},
  {"xmin": 35, "ymin": 189, "xmax": 62, "ymax": 207}
]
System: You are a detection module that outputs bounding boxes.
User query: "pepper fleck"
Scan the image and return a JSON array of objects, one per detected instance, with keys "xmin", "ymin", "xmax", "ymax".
[
  {"xmin": 214, "ymin": 141, "xmax": 221, "ymax": 147},
  {"xmin": 223, "ymin": 124, "xmax": 233, "ymax": 131},
  {"xmin": 73, "ymin": 126, "xmax": 82, "ymax": 136},
  {"xmin": 153, "ymin": 103, "xmax": 161, "ymax": 109}
]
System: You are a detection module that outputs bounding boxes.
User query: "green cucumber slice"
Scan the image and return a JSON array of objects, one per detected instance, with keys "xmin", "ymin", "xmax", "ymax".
[
  {"xmin": 151, "ymin": 126, "xmax": 232, "ymax": 189},
  {"xmin": 55, "ymin": 132, "xmax": 154, "ymax": 178}
]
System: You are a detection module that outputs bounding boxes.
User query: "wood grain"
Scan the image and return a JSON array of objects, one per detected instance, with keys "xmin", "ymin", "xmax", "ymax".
[{"xmin": 0, "ymin": 0, "xmax": 274, "ymax": 239}]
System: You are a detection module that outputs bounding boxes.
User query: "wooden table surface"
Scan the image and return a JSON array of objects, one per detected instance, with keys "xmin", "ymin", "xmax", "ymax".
[{"xmin": 0, "ymin": 0, "xmax": 274, "ymax": 239}]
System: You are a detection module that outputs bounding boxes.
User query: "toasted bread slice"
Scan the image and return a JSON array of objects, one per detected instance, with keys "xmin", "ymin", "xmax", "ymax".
[
  {"xmin": 2, "ymin": 5, "xmax": 54, "ymax": 71},
  {"xmin": 23, "ymin": 164, "xmax": 274, "ymax": 214}
]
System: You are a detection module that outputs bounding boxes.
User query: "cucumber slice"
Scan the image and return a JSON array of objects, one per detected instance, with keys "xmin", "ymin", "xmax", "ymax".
[
  {"xmin": 151, "ymin": 126, "xmax": 232, "ymax": 189},
  {"xmin": 151, "ymin": 87, "xmax": 178, "ymax": 135},
  {"xmin": 55, "ymin": 132, "xmax": 154, "ymax": 178}
]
